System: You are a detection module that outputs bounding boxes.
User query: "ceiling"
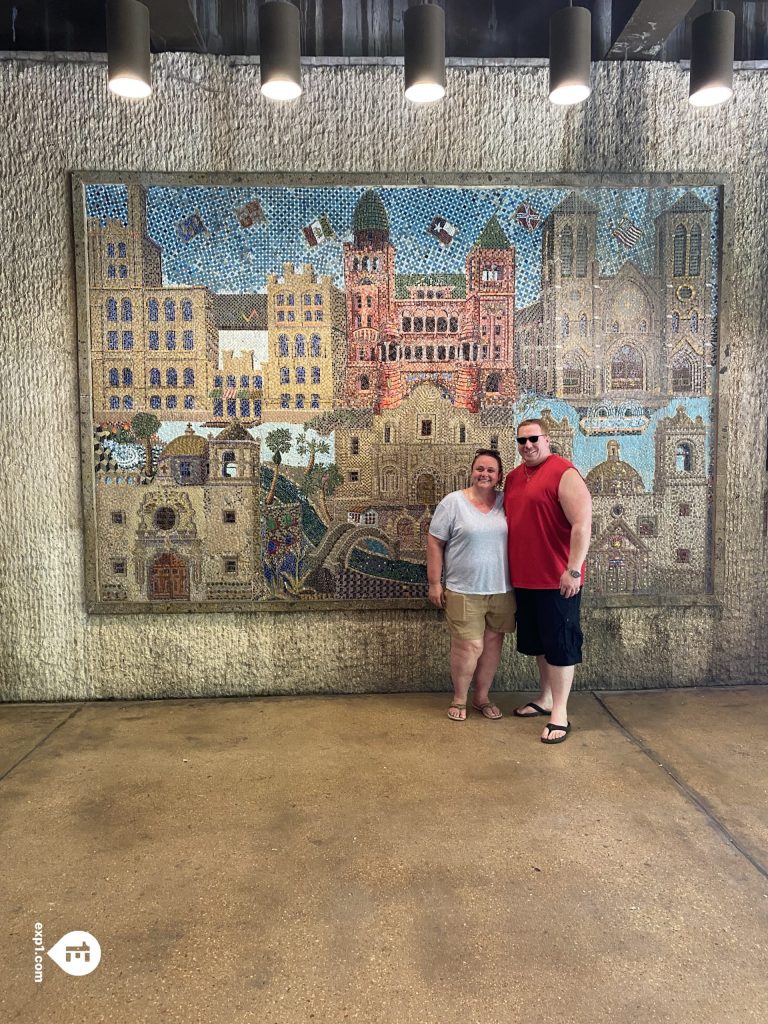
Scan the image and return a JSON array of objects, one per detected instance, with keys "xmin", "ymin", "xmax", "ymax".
[{"xmin": 3, "ymin": 0, "xmax": 767, "ymax": 63}]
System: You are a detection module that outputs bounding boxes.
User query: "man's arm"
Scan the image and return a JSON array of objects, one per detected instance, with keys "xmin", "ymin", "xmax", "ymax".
[
  {"xmin": 426, "ymin": 534, "xmax": 447, "ymax": 608},
  {"xmin": 557, "ymin": 468, "xmax": 593, "ymax": 597}
]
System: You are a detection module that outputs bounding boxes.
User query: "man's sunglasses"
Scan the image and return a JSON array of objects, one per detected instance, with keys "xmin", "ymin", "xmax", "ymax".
[{"xmin": 516, "ymin": 435, "xmax": 541, "ymax": 445}]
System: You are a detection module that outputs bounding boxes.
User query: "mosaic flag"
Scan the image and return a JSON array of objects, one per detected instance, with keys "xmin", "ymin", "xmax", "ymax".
[
  {"xmin": 302, "ymin": 215, "xmax": 335, "ymax": 247},
  {"xmin": 612, "ymin": 217, "xmax": 643, "ymax": 248},
  {"xmin": 235, "ymin": 199, "xmax": 266, "ymax": 228},
  {"xmin": 514, "ymin": 201, "xmax": 540, "ymax": 231},
  {"xmin": 176, "ymin": 211, "xmax": 208, "ymax": 242},
  {"xmin": 427, "ymin": 215, "xmax": 459, "ymax": 247}
]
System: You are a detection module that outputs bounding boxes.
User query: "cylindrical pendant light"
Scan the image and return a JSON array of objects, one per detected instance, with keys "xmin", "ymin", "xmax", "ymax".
[
  {"xmin": 689, "ymin": 9, "xmax": 735, "ymax": 107},
  {"xmin": 259, "ymin": 1, "xmax": 302, "ymax": 101},
  {"xmin": 107, "ymin": 0, "xmax": 151, "ymax": 99},
  {"xmin": 404, "ymin": 2, "xmax": 446, "ymax": 104},
  {"xmin": 549, "ymin": 4, "xmax": 592, "ymax": 106}
]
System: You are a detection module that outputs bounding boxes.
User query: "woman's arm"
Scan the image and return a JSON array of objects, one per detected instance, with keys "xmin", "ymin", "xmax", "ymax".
[{"xmin": 426, "ymin": 534, "xmax": 447, "ymax": 608}]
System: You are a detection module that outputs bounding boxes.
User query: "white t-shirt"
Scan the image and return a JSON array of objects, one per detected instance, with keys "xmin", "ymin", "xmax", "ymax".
[{"xmin": 428, "ymin": 490, "xmax": 511, "ymax": 595}]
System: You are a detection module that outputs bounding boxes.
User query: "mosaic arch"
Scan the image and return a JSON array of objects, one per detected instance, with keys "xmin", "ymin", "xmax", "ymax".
[{"xmin": 74, "ymin": 175, "xmax": 721, "ymax": 611}]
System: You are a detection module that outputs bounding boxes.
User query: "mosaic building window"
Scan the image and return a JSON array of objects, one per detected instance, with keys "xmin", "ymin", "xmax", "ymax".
[
  {"xmin": 676, "ymin": 443, "xmax": 693, "ymax": 472},
  {"xmin": 611, "ymin": 345, "xmax": 643, "ymax": 389},
  {"xmin": 154, "ymin": 507, "xmax": 176, "ymax": 531},
  {"xmin": 689, "ymin": 226, "xmax": 702, "ymax": 275},
  {"xmin": 575, "ymin": 226, "xmax": 588, "ymax": 276},
  {"xmin": 561, "ymin": 226, "xmax": 573, "ymax": 276},
  {"xmin": 673, "ymin": 226, "xmax": 686, "ymax": 277}
]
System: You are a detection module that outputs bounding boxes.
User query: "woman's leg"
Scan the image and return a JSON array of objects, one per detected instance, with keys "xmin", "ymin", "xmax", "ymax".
[
  {"xmin": 448, "ymin": 635, "xmax": 484, "ymax": 719},
  {"xmin": 472, "ymin": 628, "xmax": 504, "ymax": 713}
]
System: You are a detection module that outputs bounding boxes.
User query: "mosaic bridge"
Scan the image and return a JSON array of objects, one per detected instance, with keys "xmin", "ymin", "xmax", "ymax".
[{"xmin": 76, "ymin": 178, "xmax": 720, "ymax": 609}]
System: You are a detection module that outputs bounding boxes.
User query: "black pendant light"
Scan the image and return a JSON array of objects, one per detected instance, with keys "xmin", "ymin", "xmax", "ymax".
[
  {"xmin": 107, "ymin": 0, "xmax": 151, "ymax": 99},
  {"xmin": 259, "ymin": 1, "xmax": 303, "ymax": 101},
  {"xmin": 689, "ymin": 7, "xmax": 736, "ymax": 107},
  {"xmin": 549, "ymin": 3, "xmax": 592, "ymax": 106},
  {"xmin": 404, "ymin": 2, "xmax": 446, "ymax": 103}
]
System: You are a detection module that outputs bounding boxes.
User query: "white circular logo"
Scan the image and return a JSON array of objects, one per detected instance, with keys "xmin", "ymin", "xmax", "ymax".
[{"xmin": 46, "ymin": 931, "xmax": 101, "ymax": 976}]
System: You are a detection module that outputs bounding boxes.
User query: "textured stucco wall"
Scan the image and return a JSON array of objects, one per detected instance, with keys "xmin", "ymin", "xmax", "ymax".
[{"xmin": 1, "ymin": 55, "xmax": 767, "ymax": 700}]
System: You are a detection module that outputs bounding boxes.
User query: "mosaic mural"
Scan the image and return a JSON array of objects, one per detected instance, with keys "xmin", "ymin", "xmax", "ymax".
[{"xmin": 75, "ymin": 177, "xmax": 721, "ymax": 609}]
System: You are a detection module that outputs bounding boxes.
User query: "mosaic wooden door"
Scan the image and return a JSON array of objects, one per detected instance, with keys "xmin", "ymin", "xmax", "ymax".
[
  {"xmin": 416, "ymin": 474, "xmax": 436, "ymax": 506},
  {"xmin": 150, "ymin": 553, "xmax": 189, "ymax": 600}
]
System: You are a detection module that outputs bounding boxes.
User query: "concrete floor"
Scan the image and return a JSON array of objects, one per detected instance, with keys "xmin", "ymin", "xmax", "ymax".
[{"xmin": 2, "ymin": 686, "xmax": 767, "ymax": 1024}]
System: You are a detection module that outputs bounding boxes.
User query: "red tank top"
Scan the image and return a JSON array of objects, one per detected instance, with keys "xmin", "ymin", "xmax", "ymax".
[{"xmin": 503, "ymin": 454, "xmax": 584, "ymax": 589}]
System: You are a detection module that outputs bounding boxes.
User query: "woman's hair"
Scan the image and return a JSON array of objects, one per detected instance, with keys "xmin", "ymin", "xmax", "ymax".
[{"xmin": 471, "ymin": 448, "xmax": 503, "ymax": 478}]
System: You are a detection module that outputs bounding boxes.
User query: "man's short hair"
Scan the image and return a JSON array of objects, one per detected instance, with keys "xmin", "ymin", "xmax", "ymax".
[{"xmin": 517, "ymin": 418, "xmax": 546, "ymax": 433}]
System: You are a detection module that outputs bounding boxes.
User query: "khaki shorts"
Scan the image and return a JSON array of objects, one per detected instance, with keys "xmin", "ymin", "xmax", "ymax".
[{"xmin": 444, "ymin": 589, "xmax": 517, "ymax": 641}]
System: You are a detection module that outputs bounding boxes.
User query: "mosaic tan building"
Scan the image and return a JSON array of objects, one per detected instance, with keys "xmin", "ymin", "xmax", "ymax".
[
  {"xmin": 87, "ymin": 185, "xmax": 218, "ymax": 422},
  {"xmin": 585, "ymin": 406, "xmax": 708, "ymax": 593},
  {"xmin": 262, "ymin": 263, "xmax": 346, "ymax": 422},
  {"xmin": 95, "ymin": 422, "xmax": 264, "ymax": 602}
]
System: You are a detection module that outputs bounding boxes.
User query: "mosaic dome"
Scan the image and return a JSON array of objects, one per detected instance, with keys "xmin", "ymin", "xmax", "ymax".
[
  {"xmin": 585, "ymin": 441, "xmax": 644, "ymax": 496},
  {"xmin": 160, "ymin": 424, "xmax": 208, "ymax": 458},
  {"xmin": 353, "ymin": 190, "xmax": 390, "ymax": 233}
]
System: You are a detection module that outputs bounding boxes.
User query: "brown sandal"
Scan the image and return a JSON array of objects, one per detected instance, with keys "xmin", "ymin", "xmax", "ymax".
[
  {"xmin": 447, "ymin": 702, "xmax": 467, "ymax": 721},
  {"xmin": 472, "ymin": 702, "xmax": 503, "ymax": 720}
]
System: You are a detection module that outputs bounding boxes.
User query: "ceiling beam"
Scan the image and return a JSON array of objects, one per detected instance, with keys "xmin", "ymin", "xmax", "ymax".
[
  {"xmin": 605, "ymin": 0, "xmax": 699, "ymax": 59},
  {"xmin": 146, "ymin": 0, "xmax": 207, "ymax": 54}
]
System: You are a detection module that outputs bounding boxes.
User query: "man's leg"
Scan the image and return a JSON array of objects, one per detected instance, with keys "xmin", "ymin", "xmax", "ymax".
[
  {"xmin": 471, "ymin": 627, "xmax": 504, "ymax": 714},
  {"xmin": 539, "ymin": 658, "xmax": 574, "ymax": 741},
  {"xmin": 448, "ymin": 636, "xmax": 484, "ymax": 719},
  {"xmin": 528, "ymin": 653, "xmax": 555, "ymax": 713}
]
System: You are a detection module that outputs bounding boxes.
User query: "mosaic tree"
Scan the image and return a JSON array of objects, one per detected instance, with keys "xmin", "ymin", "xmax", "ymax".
[
  {"xmin": 295, "ymin": 432, "xmax": 331, "ymax": 477},
  {"xmin": 264, "ymin": 427, "xmax": 293, "ymax": 505},
  {"xmin": 301, "ymin": 463, "xmax": 343, "ymax": 524},
  {"xmin": 131, "ymin": 412, "xmax": 161, "ymax": 476}
]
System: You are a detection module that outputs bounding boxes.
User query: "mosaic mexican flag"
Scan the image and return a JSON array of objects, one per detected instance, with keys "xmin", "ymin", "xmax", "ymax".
[{"xmin": 76, "ymin": 177, "xmax": 720, "ymax": 610}]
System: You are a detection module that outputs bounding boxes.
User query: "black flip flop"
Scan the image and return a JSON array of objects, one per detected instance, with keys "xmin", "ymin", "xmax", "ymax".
[
  {"xmin": 541, "ymin": 722, "xmax": 571, "ymax": 744},
  {"xmin": 513, "ymin": 702, "xmax": 552, "ymax": 718}
]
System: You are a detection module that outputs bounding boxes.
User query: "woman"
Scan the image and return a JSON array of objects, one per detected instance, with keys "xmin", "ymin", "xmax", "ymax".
[{"xmin": 426, "ymin": 450, "xmax": 516, "ymax": 721}]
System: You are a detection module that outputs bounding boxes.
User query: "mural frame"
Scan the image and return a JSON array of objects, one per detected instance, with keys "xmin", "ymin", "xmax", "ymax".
[{"xmin": 71, "ymin": 171, "xmax": 731, "ymax": 615}]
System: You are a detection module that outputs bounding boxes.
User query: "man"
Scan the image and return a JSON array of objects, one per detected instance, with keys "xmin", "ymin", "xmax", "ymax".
[{"xmin": 503, "ymin": 419, "xmax": 592, "ymax": 744}]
